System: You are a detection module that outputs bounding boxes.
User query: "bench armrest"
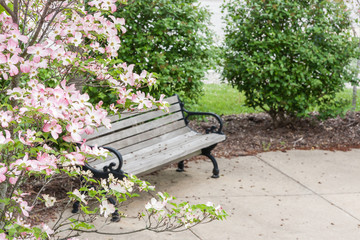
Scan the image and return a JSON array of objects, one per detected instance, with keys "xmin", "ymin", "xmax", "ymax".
[
  {"xmin": 181, "ymin": 103, "xmax": 224, "ymax": 134},
  {"xmin": 83, "ymin": 146, "xmax": 125, "ymax": 179}
]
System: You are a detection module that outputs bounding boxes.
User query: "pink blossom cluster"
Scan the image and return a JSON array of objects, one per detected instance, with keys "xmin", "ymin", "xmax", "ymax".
[
  {"xmin": 88, "ymin": 0, "xmax": 119, "ymax": 13},
  {"xmin": 7, "ymin": 79, "xmax": 111, "ymax": 142},
  {"xmin": 0, "ymin": 79, "xmax": 115, "ymax": 189},
  {"xmin": 0, "ymin": 4, "xmax": 126, "ymax": 81},
  {"xmin": 0, "ymin": 7, "xmax": 168, "ymax": 112},
  {"xmin": 0, "ymin": 0, "xmax": 168, "ymax": 238},
  {"xmin": 105, "ymin": 62, "xmax": 168, "ymax": 111},
  {"xmin": 0, "ymin": 80, "xmax": 115, "ymax": 238},
  {"xmin": 0, "ymin": 13, "xmax": 28, "ymax": 79}
]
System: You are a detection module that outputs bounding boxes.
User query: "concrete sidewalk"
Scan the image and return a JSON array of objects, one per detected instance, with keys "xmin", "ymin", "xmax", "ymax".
[{"xmin": 75, "ymin": 149, "xmax": 360, "ymax": 240}]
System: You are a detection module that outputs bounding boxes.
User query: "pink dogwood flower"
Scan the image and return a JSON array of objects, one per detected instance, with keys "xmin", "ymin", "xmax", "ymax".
[
  {"xmin": 0, "ymin": 110, "xmax": 12, "ymax": 127},
  {"xmin": 42, "ymin": 194, "xmax": 56, "ymax": 208},
  {"xmin": 41, "ymin": 223, "xmax": 54, "ymax": 238},
  {"xmin": 133, "ymin": 92, "xmax": 153, "ymax": 110},
  {"xmin": 0, "ymin": 164, "xmax": 7, "ymax": 183},
  {"xmin": 27, "ymin": 44, "xmax": 49, "ymax": 63},
  {"xmin": 68, "ymin": 32, "xmax": 82, "ymax": 47},
  {"xmin": 4, "ymin": 53, "xmax": 20, "ymax": 76},
  {"xmin": 0, "ymin": 130, "xmax": 13, "ymax": 145},
  {"xmin": 64, "ymin": 152, "xmax": 85, "ymax": 166},
  {"xmin": 8, "ymin": 29, "xmax": 28, "ymax": 43},
  {"xmin": 36, "ymin": 152, "xmax": 57, "ymax": 175},
  {"xmin": 66, "ymin": 122, "xmax": 84, "ymax": 142},
  {"xmin": 18, "ymin": 200, "xmax": 33, "ymax": 217},
  {"xmin": 6, "ymin": 38, "xmax": 21, "ymax": 54},
  {"xmin": 20, "ymin": 60, "xmax": 31, "ymax": 73},
  {"xmin": 43, "ymin": 120, "xmax": 62, "ymax": 139},
  {"xmin": 145, "ymin": 198, "xmax": 165, "ymax": 211}
]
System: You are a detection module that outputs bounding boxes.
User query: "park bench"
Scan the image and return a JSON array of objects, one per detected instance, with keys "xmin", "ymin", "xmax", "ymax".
[
  {"xmin": 82, "ymin": 95, "xmax": 226, "ymax": 180},
  {"xmin": 72, "ymin": 95, "xmax": 226, "ymax": 220}
]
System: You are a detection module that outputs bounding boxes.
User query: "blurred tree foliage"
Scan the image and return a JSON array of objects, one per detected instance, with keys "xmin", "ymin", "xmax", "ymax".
[
  {"xmin": 111, "ymin": 0, "xmax": 217, "ymax": 104},
  {"xmin": 222, "ymin": 0, "xmax": 360, "ymax": 123}
]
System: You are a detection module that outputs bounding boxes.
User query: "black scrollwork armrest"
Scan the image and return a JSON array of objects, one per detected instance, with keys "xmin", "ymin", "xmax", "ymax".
[
  {"xmin": 181, "ymin": 104, "xmax": 224, "ymax": 134},
  {"xmin": 83, "ymin": 146, "xmax": 125, "ymax": 179}
]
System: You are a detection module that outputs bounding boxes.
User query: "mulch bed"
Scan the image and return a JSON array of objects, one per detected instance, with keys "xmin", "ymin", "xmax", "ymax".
[{"xmin": 196, "ymin": 112, "xmax": 360, "ymax": 158}]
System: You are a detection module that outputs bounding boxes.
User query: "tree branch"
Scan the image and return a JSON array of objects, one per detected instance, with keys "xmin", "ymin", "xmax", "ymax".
[
  {"xmin": 37, "ymin": 0, "xmax": 77, "ymax": 43},
  {"xmin": 26, "ymin": 0, "xmax": 53, "ymax": 48},
  {"xmin": 73, "ymin": 227, "xmax": 148, "ymax": 235},
  {"xmin": 21, "ymin": 0, "xmax": 32, "ymax": 35},
  {"xmin": 0, "ymin": 0, "xmax": 16, "ymax": 21},
  {"xmin": 13, "ymin": 0, "xmax": 19, "ymax": 25}
]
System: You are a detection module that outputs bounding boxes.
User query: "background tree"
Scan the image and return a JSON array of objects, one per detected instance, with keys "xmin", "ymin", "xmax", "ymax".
[
  {"xmin": 222, "ymin": 0, "xmax": 360, "ymax": 123},
  {"xmin": 337, "ymin": 0, "xmax": 360, "ymax": 111},
  {"xmin": 98, "ymin": 0, "xmax": 217, "ymax": 104}
]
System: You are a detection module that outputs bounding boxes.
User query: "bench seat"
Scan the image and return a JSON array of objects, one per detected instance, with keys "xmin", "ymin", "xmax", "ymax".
[{"xmin": 83, "ymin": 95, "xmax": 226, "ymax": 179}]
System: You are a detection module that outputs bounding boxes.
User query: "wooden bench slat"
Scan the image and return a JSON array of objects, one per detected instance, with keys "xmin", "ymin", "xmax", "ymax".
[
  {"xmin": 85, "ymin": 103, "xmax": 182, "ymax": 141},
  {"xmin": 123, "ymin": 135, "xmax": 224, "ymax": 176},
  {"xmin": 107, "ymin": 95, "xmax": 180, "ymax": 122},
  {"xmin": 92, "ymin": 133, "xmax": 226, "ymax": 176},
  {"xmin": 88, "ymin": 124, "xmax": 190, "ymax": 167},
  {"xmin": 123, "ymin": 133, "xmax": 225, "ymax": 175},
  {"xmin": 86, "ymin": 111, "xmax": 185, "ymax": 146},
  {"xmin": 88, "ymin": 130, "xmax": 196, "ymax": 169},
  {"xmin": 124, "ymin": 133, "xmax": 225, "ymax": 163},
  {"xmin": 107, "ymin": 125, "xmax": 191, "ymax": 155},
  {"xmin": 122, "ymin": 131, "xmax": 198, "ymax": 161},
  {"xmin": 91, "ymin": 131, "xmax": 197, "ymax": 172}
]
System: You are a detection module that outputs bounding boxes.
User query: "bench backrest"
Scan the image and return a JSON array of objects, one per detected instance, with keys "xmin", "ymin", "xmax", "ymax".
[{"xmin": 85, "ymin": 95, "xmax": 190, "ymax": 156}]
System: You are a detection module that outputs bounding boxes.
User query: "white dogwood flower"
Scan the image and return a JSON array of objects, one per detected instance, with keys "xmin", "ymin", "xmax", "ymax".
[
  {"xmin": 42, "ymin": 194, "xmax": 56, "ymax": 207},
  {"xmin": 100, "ymin": 200, "xmax": 115, "ymax": 218}
]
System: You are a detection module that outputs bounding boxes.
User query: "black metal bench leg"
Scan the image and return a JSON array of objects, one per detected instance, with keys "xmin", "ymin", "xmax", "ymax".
[
  {"xmin": 202, "ymin": 146, "xmax": 220, "ymax": 178},
  {"xmin": 108, "ymin": 197, "xmax": 120, "ymax": 222},
  {"xmin": 72, "ymin": 201, "xmax": 80, "ymax": 213},
  {"xmin": 176, "ymin": 161, "xmax": 185, "ymax": 172},
  {"xmin": 71, "ymin": 185, "xmax": 120, "ymax": 222}
]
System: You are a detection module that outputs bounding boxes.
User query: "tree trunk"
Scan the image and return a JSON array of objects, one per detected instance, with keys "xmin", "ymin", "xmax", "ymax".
[
  {"xmin": 353, "ymin": 58, "xmax": 360, "ymax": 111},
  {"xmin": 352, "ymin": 84, "xmax": 357, "ymax": 111},
  {"xmin": 0, "ymin": 183, "xmax": 8, "ymax": 229}
]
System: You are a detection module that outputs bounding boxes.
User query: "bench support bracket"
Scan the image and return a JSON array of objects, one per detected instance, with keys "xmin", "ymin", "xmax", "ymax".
[
  {"xmin": 202, "ymin": 144, "xmax": 220, "ymax": 178},
  {"xmin": 176, "ymin": 161, "xmax": 185, "ymax": 172},
  {"xmin": 176, "ymin": 144, "xmax": 220, "ymax": 178}
]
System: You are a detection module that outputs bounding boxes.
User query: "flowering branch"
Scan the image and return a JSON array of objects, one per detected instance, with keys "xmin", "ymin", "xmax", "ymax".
[{"xmin": 0, "ymin": 1, "xmax": 16, "ymax": 21}]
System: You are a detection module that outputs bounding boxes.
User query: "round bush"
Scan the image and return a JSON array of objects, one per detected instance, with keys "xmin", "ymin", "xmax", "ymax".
[
  {"xmin": 113, "ymin": 0, "xmax": 216, "ymax": 103},
  {"xmin": 222, "ymin": 0, "xmax": 360, "ymax": 122}
]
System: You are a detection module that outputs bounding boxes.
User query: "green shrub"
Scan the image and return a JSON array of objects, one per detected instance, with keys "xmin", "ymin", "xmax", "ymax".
[
  {"xmin": 112, "ymin": 0, "xmax": 217, "ymax": 103},
  {"xmin": 222, "ymin": 0, "xmax": 360, "ymax": 123}
]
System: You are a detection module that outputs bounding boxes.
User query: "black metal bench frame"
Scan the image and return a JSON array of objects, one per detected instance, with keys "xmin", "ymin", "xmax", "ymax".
[
  {"xmin": 84, "ymin": 97, "xmax": 224, "ymax": 179},
  {"xmin": 72, "ymin": 95, "xmax": 226, "ymax": 220}
]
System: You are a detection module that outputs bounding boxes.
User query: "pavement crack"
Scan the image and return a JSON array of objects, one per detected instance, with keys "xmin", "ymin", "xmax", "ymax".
[{"xmin": 188, "ymin": 228, "xmax": 203, "ymax": 240}]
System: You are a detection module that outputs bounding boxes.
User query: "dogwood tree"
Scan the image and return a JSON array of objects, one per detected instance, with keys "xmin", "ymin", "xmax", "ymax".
[{"xmin": 0, "ymin": 1, "xmax": 226, "ymax": 239}]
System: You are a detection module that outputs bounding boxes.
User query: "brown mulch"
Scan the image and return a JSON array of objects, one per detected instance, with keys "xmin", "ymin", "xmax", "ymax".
[
  {"xmin": 24, "ymin": 112, "xmax": 360, "ymax": 225},
  {"xmin": 195, "ymin": 112, "xmax": 360, "ymax": 158},
  {"xmin": 23, "ymin": 175, "xmax": 79, "ymax": 225}
]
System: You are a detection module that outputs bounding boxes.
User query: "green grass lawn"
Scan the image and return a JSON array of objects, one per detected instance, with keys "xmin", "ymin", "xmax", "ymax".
[
  {"xmin": 335, "ymin": 88, "xmax": 360, "ymax": 111},
  {"xmin": 187, "ymin": 84, "xmax": 261, "ymax": 115},
  {"xmin": 188, "ymin": 83, "xmax": 360, "ymax": 116}
]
